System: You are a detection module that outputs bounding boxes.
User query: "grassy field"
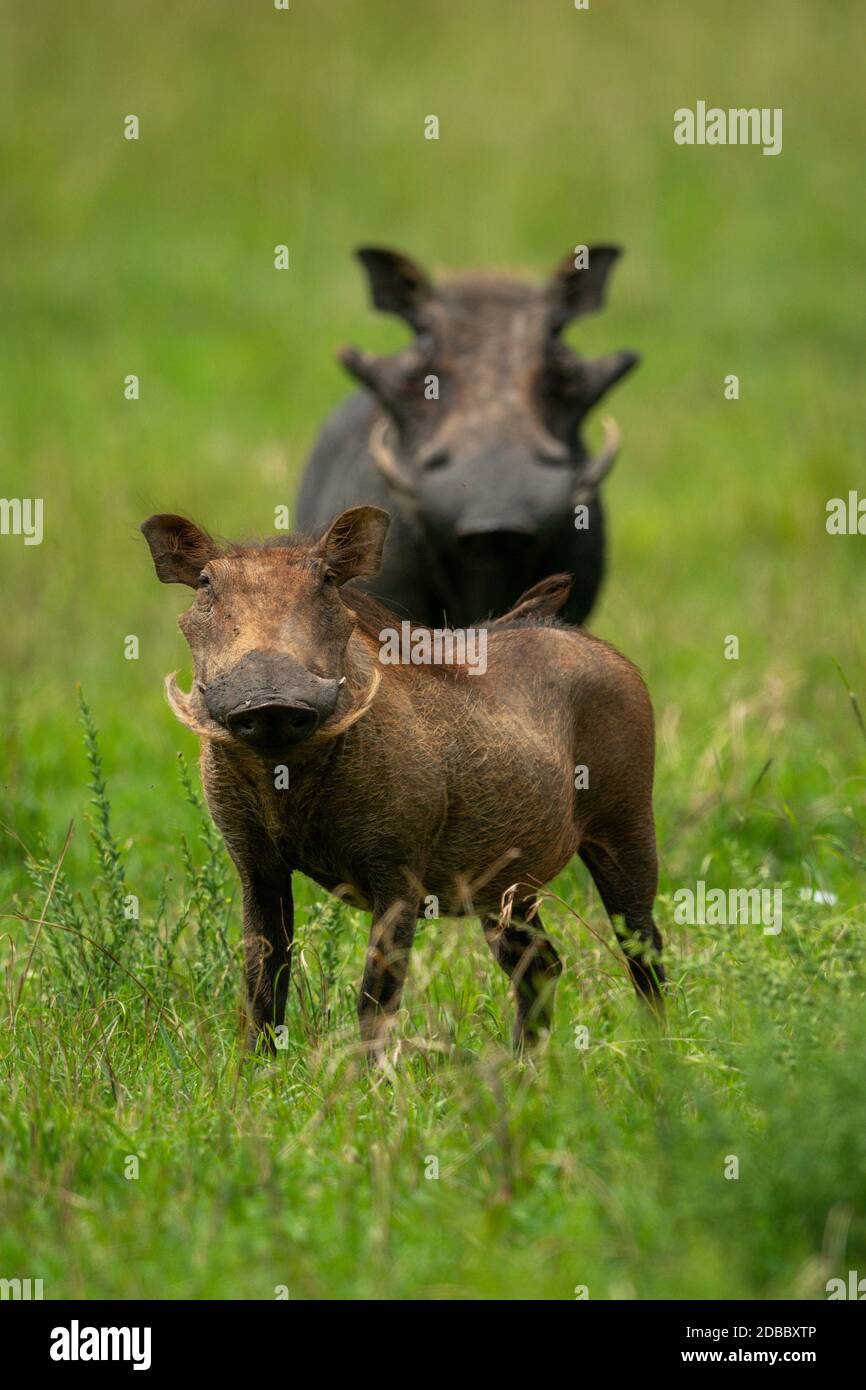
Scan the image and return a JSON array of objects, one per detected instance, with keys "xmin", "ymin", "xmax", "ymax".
[{"xmin": 1, "ymin": 0, "xmax": 865, "ymax": 1299}]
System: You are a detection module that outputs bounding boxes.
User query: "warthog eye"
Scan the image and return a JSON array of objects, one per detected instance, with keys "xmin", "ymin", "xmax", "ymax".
[
  {"xmin": 197, "ymin": 572, "xmax": 212, "ymax": 594},
  {"xmin": 420, "ymin": 448, "xmax": 450, "ymax": 473}
]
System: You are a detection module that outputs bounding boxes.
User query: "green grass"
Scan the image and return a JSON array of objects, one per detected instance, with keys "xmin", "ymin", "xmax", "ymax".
[{"xmin": 1, "ymin": 0, "xmax": 865, "ymax": 1299}]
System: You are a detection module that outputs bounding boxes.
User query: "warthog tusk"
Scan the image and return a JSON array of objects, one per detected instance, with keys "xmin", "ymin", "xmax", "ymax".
[
  {"xmin": 369, "ymin": 418, "xmax": 418, "ymax": 497},
  {"xmin": 572, "ymin": 415, "xmax": 621, "ymax": 506},
  {"xmin": 164, "ymin": 673, "xmax": 233, "ymax": 743},
  {"xmin": 309, "ymin": 667, "xmax": 381, "ymax": 743}
]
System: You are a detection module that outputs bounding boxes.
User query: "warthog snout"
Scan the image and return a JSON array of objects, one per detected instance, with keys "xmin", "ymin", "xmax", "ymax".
[
  {"xmin": 225, "ymin": 702, "xmax": 319, "ymax": 749},
  {"xmin": 204, "ymin": 650, "xmax": 340, "ymax": 749}
]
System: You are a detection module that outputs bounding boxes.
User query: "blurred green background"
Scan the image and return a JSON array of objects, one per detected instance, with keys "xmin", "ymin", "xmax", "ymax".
[{"xmin": 1, "ymin": 0, "xmax": 865, "ymax": 1300}]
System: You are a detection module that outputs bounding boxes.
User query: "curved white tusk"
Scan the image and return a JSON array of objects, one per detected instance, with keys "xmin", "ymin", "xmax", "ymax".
[
  {"xmin": 572, "ymin": 415, "xmax": 620, "ymax": 505},
  {"xmin": 164, "ymin": 673, "xmax": 233, "ymax": 743},
  {"xmin": 310, "ymin": 666, "xmax": 382, "ymax": 743},
  {"xmin": 369, "ymin": 418, "xmax": 418, "ymax": 497}
]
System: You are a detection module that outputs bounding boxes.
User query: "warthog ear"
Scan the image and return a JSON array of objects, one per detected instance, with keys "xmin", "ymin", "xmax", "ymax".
[
  {"xmin": 140, "ymin": 514, "xmax": 220, "ymax": 586},
  {"xmin": 355, "ymin": 246, "xmax": 434, "ymax": 332},
  {"xmin": 317, "ymin": 506, "xmax": 390, "ymax": 585},
  {"xmin": 545, "ymin": 245, "xmax": 623, "ymax": 332}
]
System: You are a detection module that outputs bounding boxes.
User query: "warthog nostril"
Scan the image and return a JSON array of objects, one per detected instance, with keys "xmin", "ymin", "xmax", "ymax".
[{"xmin": 225, "ymin": 702, "xmax": 320, "ymax": 749}]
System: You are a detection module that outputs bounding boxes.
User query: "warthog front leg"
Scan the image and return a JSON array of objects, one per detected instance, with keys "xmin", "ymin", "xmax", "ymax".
[
  {"xmin": 241, "ymin": 873, "xmax": 294, "ymax": 1050},
  {"xmin": 483, "ymin": 904, "xmax": 562, "ymax": 1049},
  {"xmin": 357, "ymin": 895, "xmax": 419, "ymax": 1061}
]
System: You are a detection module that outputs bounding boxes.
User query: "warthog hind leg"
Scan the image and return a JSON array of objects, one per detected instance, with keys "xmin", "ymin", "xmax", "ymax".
[
  {"xmin": 483, "ymin": 904, "xmax": 562, "ymax": 1049},
  {"xmin": 579, "ymin": 833, "xmax": 665, "ymax": 1009}
]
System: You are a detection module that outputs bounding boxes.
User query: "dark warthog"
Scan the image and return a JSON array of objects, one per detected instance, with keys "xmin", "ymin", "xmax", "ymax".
[
  {"xmin": 141, "ymin": 505, "xmax": 664, "ymax": 1060},
  {"xmin": 295, "ymin": 246, "xmax": 640, "ymax": 627}
]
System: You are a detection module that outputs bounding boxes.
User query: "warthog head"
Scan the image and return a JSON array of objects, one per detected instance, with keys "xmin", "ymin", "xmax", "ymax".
[
  {"xmin": 141, "ymin": 507, "xmax": 390, "ymax": 753},
  {"xmin": 340, "ymin": 245, "xmax": 639, "ymax": 614}
]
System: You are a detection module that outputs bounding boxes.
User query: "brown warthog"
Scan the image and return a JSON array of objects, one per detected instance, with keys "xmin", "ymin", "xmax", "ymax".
[{"xmin": 141, "ymin": 506, "xmax": 664, "ymax": 1058}]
